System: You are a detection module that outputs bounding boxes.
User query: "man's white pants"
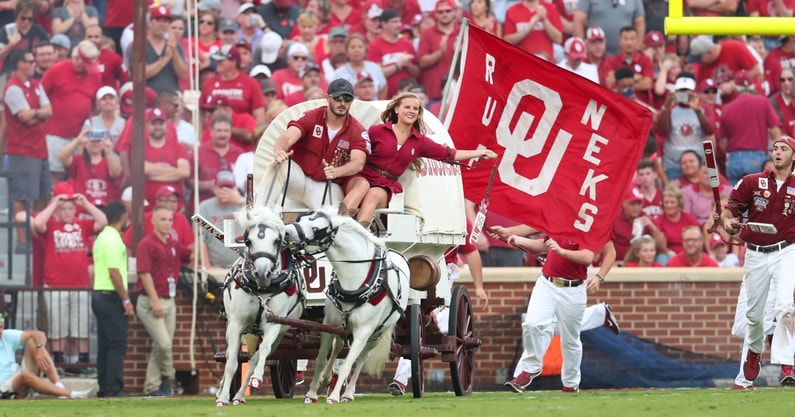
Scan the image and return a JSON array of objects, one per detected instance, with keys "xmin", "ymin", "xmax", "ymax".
[
  {"xmin": 734, "ymin": 244, "xmax": 795, "ymax": 387},
  {"xmin": 274, "ymin": 160, "xmax": 343, "ymax": 209},
  {"xmin": 513, "ymin": 276, "xmax": 587, "ymax": 388}
]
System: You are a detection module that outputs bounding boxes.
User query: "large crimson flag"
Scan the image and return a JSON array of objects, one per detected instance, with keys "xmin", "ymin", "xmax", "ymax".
[{"xmin": 444, "ymin": 22, "xmax": 653, "ymax": 252}]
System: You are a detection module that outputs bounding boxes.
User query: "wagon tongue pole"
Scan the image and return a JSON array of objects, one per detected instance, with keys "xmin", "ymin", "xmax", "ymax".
[
  {"xmin": 246, "ymin": 173, "xmax": 254, "ymax": 209},
  {"xmin": 469, "ymin": 164, "xmax": 498, "ymax": 246}
]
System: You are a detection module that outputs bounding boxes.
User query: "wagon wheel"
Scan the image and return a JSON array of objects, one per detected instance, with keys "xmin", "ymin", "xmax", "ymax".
[
  {"xmin": 409, "ymin": 304, "xmax": 425, "ymax": 398},
  {"xmin": 270, "ymin": 359, "xmax": 296, "ymax": 398},
  {"xmin": 448, "ymin": 285, "xmax": 475, "ymax": 396}
]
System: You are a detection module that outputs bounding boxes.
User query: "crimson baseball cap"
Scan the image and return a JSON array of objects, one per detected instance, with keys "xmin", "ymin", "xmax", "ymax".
[
  {"xmin": 734, "ymin": 70, "xmax": 754, "ymax": 88},
  {"xmin": 586, "ymin": 26, "xmax": 605, "ymax": 42},
  {"xmin": 564, "ymin": 37, "xmax": 587, "ymax": 59},
  {"xmin": 624, "ymin": 187, "xmax": 643, "ymax": 203},
  {"xmin": 145, "ymin": 108, "xmax": 167, "ymax": 123},
  {"xmin": 644, "ymin": 31, "xmax": 665, "ymax": 47},
  {"xmin": 156, "ymin": 185, "xmax": 180, "ymax": 199},
  {"xmin": 52, "ymin": 182, "xmax": 77, "ymax": 199},
  {"xmin": 216, "ymin": 170, "xmax": 237, "ymax": 188},
  {"xmin": 697, "ymin": 78, "xmax": 717, "ymax": 92},
  {"xmin": 149, "ymin": 4, "xmax": 172, "ymax": 20},
  {"xmin": 356, "ymin": 71, "xmax": 373, "ymax": 84},
  {"xmin": 774, "ymin": 135, "xmax": 795, "ymax": 151}
]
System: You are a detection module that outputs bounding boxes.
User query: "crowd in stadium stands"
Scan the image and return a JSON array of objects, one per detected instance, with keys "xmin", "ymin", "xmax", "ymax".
[{"xmin": 1, "ymin": 0, "xmax": 793, "ymax": 272}]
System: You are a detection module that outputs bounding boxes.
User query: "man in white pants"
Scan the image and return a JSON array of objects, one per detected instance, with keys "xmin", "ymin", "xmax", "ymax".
[
  {"xmin": 273, "ymin": 78, "xmax": 370, "ymax": 209},
  {"xmin": 721, "ymin": 135, "xmax": 795, "ymax": 389},
  {"xmin": 730, "ymin": 277, "xmax": 778, "ymax": 388}
]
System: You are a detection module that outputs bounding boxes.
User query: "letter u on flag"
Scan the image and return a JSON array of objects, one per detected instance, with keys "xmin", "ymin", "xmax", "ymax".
[{"xmin": 443, "ymin": 22, "xmax": 653, "ymax": 252}]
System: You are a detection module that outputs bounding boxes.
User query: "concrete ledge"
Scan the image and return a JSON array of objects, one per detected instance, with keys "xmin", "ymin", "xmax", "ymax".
[{"xmin": 457, "ymin": 267, "xmax": 745, "ymax": 283}]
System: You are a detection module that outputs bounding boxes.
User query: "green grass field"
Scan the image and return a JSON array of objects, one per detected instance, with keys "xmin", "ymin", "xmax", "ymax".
[{"xmin": 2, "ymin": 389, "xmax": 793, "ymax": 417}]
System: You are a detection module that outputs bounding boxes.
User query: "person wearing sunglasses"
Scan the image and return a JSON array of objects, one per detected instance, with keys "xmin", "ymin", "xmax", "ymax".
[
  {"xmin": 273, "ymin": 78, "xmax": 369, "ymax": 210},
  {"xmin": 769, "ymin": 68, "xmax": 795, "ymax": 136},
  {"xmin": 0, "ymin": 1, "xmax": 49, "ymax": 76}
]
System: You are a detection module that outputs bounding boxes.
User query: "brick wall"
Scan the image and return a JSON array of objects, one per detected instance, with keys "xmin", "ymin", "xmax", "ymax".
[{"xmin": 123, "ymin": 267, "xmax": 745, "ymax": 395}]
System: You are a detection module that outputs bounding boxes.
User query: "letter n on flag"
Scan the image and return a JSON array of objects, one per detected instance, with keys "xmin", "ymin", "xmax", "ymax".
[{"xmin": 443, "ymin": 22, "xmax": 653, "ymax": 251}]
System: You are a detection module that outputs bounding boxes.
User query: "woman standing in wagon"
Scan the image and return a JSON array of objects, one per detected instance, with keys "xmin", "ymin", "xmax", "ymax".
[{"xmin": 341, "ymin": 92, "xmax": 498, "ymax": 227}]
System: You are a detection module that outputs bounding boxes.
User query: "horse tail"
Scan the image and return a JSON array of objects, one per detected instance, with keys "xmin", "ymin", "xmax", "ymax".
[{"xmin": 362, "ymin": 328, "xmax": 394, "ymax": 377}]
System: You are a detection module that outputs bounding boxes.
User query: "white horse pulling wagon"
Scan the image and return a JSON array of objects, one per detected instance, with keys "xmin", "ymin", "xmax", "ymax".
[{"xmin": 212, "ymin": 99, "xmax": 481, "ymax": 400}]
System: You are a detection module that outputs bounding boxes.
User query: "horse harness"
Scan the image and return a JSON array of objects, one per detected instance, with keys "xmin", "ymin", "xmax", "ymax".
[
  {"xmin": 290, "ymin": 211, "xmax": 338, "ymax": 255},
  {"xmin": 326, "ymin": 246, "xmax": 406, "ymax": 338}
]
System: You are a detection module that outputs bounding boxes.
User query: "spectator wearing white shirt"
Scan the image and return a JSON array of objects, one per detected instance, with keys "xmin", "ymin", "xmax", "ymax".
[{"xmin": 557, "ymin": 37, "xmax": 599, "ymax": 84}]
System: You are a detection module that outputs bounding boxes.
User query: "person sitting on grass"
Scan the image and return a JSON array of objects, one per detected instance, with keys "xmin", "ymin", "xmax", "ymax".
[{"xmin": 0, "ymin": 313, "xmax": 94, "ymax": 399}]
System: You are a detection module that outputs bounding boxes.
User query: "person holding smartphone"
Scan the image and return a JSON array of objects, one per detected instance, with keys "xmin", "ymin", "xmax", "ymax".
[
  {"xmin": 58, "ymin": 126, "xmax": 123, "ymax": 209},
  {"xmin": 655, "ymin": 72, "xmax": 715, "ymax": 183}
]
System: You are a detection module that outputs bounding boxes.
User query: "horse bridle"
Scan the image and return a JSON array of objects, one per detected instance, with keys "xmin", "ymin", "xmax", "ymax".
[
  {"xmin": 291, "ymin": 211, "xmax": 338, "ymax": 255},
  {"xmin": 242, "ymin": 222, "xmax": 282, "ymax": 272}
]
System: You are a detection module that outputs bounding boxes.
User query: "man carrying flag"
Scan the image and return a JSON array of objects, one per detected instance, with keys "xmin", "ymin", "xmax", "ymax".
[{"xmin": 444, "ymin": 22, "xmax": 653, "ymax": 391}]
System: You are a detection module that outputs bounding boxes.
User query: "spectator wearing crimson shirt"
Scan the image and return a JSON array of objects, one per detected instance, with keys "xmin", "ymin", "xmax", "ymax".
[
  {"xmin": 605, "ymin": 27, "xmax": 653, "ymax": 102},
  {"xmin": 285, "ymin": 63, "xmax": 327, "ymax": 105},
  {"xmin": 199, "ymin": 94, "xmax": 257, "ymax": 151},
  {"xmin": 192, "ymin": 113, "xmax": 245, "ymax": 204},
  {"xmin": 652, "ymin": 187, "xmax": 700, "ymax": 262},
  {"xmin": 689, "ymin": 35, "xmax": 761, "ymax": 89},
  {"xmin": 368, "ymin": 9, "xmax": 421, "ymax": 97},
  {"xmin": 770, "ymin": 68, "xmax": 795, "ymax": 135},
  {"xmin": 102, "ymin": 0, "xmax": 134, "ymax": 54},
  {"xmin": 202, "ymin": 43, "xmax": 266, "ymax": 125},
  {"xmin": 135, "ymin": 205, "xmax": 192, "ymax": 397},
  {"xmin": 271, "ymin": 42, "xmax": 311, "ymax": 100},
  {"xmin": 3, "ymin": 49, "xmax": 52, "ymax": 255},
  {"xmin": 58, "ymin": 129, "xmax": 123, "ymax": 209},
  {"xmin": 665, "ymin": 225, "xmax": 719, "ymax": 267},
  {"xmin": 719, "ymin": 71, "xmax": 781, "ymax": 185},
  {"xmin": 380, "ymin": 0, "xmax": 423, "ymax": 26},
  {"xmin": 503, "ymin": 0, "xmax": 562, "ymax": 63},
  {"xmin": 42, "ymin": 39, "xmax": 102, "ymax": 183},
  {"xmin": 686, "ymin": 0, "xmax": 738, "ymax": 17},
  {"xmin": 327, "ymin": 0, "xmax": 366, "ymax": 36},
  {"xmin": 417, "ymin": 0, "xmax": 460, "ymax": 105},
  {"xmin": 83, "ymin": 25, "xmax": 127, "ymax": 89},
  {"xmin": 141, "ymin": 108, "xmax": 190, "ymax": 209},
  {"xmin": 123, "ymin": 185, "xmax": 195, "ymax": 251},
  {"xmin": 32, "ymin": 182, "xmax": 107, "ymax": 372},
  {"xmin": 764, "ymin": 36, "xmax": 795, "ymax": 96}
]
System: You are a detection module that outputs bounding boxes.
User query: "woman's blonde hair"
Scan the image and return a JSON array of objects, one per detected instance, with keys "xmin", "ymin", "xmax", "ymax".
[
  {"xmin": 297, "ymin": 11, "xmax": 319, "ymax": 26},
  {"xmin": 662, "ymin": 186, "xmax": 684, "ymax": 208},
  {"xmin": 380, "ymin": 92, "xmax": 426, "ymax": 135},
  {"xmin": 623, "ymin": 236, "xmax": 656, "ymax": 264}
]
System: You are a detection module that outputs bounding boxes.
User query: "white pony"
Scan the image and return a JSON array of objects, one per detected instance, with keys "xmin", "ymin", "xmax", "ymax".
[
  {"xmin": 284, "ymin": 206, "xmax": 410, "ymax": 404},
  {"xmin": 216, "ymin": 206, "xmax": 306, "ymax": 406}
]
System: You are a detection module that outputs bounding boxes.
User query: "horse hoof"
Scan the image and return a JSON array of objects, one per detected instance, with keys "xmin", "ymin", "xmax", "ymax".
[
  {"xmin": 304, "ymin": 397, "xmax": 317, "ymax": 404},
  {"xmin": 249, "ymin": 378, "xmax": 262, "ymax": 390},
  {"xmin": 342, "ymin": 396, "xmax": 354, "ymax": 402},
  {"xmin": 327, "ymin": 398, "xmax": 339, "ymax": 404},
  {"xmin": 215, "ymin": 401, "xmax": 228, "ymax": 407},
  {"xmin": 233, "ymin": 398, "xmax": 246, "ymax": 405}
]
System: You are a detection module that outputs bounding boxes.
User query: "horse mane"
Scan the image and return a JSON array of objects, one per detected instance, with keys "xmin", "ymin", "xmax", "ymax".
[
  {"xmin": 318, "ymin": 206, "xmax": 386, "ymax": 248},
  {"xmin": 237, "ymin": 205, "xmax": 285, "ymax": 231}
]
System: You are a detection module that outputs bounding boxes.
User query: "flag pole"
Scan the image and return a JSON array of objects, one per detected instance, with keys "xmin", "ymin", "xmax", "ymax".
[{"xmin": 439, "ymin": 18, "xmax": 469, "ymax": 123}]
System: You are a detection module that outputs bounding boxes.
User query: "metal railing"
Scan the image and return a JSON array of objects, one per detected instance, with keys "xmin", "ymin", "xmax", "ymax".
[
  {"xmin": 0, "ymin": 170, "xmax": 32, "ymax": 284},
  {"xmin": 0, "ymin": 286, "xmax": 96, "ymax": 371}
]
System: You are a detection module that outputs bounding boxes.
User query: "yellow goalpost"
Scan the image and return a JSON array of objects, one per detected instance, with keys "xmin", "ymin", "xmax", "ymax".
[{"xmin": 664, "ymin": 0, "xmax": 795, "ymax": 35}]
